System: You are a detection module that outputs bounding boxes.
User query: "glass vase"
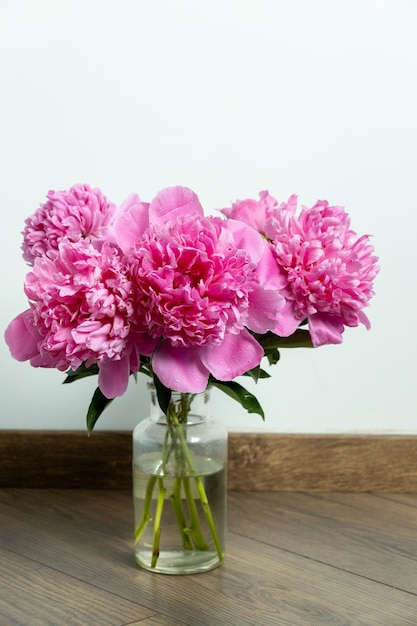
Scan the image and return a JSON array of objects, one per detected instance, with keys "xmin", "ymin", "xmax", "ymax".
[{"xmin": 132, "ymin": 384, "xmax": 227, "ymax": 574}]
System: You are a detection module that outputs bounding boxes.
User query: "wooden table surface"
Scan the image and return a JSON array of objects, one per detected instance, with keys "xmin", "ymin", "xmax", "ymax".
[{"xmin": 0, "ymin": 489, "xmax": 416, "ymax": 626}]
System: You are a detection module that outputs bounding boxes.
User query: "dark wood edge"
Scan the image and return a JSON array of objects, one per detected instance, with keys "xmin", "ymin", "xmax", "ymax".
[{"xmin": 1, "ymin": 431, "xmax": 416, "ymax": 491}]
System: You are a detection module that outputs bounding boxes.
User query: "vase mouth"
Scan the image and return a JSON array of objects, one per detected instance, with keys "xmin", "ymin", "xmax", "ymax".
[{"xmin": 155, "ymin": 415, "xmax": 206, "ymax": 427}]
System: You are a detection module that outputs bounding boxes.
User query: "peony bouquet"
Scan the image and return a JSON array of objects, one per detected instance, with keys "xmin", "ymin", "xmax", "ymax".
[
  {"xmin": 4, "ymin": 183, "xmax": 379, "ymax": 570},
  {"xmin": 5, "ymin": 183, "xmax": 379, "ymax": 427}
]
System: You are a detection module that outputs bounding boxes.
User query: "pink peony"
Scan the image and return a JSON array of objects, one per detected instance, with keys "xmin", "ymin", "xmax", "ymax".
[
  {"xmin": 221, "ymin": 190, "xmax": 287, "ymax": 236},
  {"xmin": 115, "ymin": 186, "xmax": 286, "ymax": 393},
  {"xmin": 22, "ymin": 183, "xmax": 117, "ymax": 264},
  {"xmin": 264, "ymin": 198, "xmax": 379, "ymax": 346},
  {"xmin": 5, "ymin": 238, "xmax": 137, "ymax": 398}
]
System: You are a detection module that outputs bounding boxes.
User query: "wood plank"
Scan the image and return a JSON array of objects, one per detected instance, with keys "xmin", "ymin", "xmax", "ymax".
[
  {"xmin": 1, "ymin": 489, "xmax": 417, "ymax": 625},
  {"xmin": 228, "ymin": 492, "xmax": 417, "ymax": 594},
  {"xmin": 0, "ymin": 545, "xmax": 152, "ymax": 626},
  {"xmin": 125, "ymin": 615, "xmax": 187, "ymax": 626},
  {"xmin": 0, "ymin": 431, "xmax": 132, "ymax": 489},
  {"xmin": 1, "ymin": 431, "xmax": 417, "ymax": 491},
  {"xmin": 228, "ymin": 433, "xmax": 417, "ymax": 491}
]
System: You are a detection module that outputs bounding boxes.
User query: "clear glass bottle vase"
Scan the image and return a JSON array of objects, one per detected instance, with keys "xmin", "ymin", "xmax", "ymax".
[{"xmin": 132, "ymin": 384, "xmax": 227, "ymax": 574}]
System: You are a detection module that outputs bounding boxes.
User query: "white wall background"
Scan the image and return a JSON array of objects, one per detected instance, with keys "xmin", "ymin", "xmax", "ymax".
[{"xmin": 0, "ymin": 0, "xmax": 416, "ymax": 433}]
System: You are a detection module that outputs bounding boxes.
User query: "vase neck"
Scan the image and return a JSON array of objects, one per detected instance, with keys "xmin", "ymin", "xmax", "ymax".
[{"xmin": 148, "ymin": 384, "xmax": 211, "ymax": 424}]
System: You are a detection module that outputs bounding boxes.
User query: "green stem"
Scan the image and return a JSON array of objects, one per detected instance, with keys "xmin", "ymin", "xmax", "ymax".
[
  {"xmin": 194, "ymin": 476, "xmax": 224, "ymax": 561},
  {"xmin": 151, "ymin": 477, "xmax": 166, "ymax": 568},
  {"xmin": 170, "ymin": 478, "xmax": 193, "ymax": 550},
  {"xmin": 182, "ymin": 477, "xmax": 209, "ymax": 551},
  {"xmin": 134, "ymin": 474, "xmax": 157, "ymax": 544},
  {"xmin": 161, "ymin": 428, "xmax": 173, "ymax": 474},
  {"xmin": 135, "ymin": 390, "xmax": 224, "ymax": 568},
  {"xmin": 172, "ymin": 414, "xmax": 223, "ymax": 561},
  {"xmin": 172, "ymin": 418, "xmax": 197, "ymax": 472}
]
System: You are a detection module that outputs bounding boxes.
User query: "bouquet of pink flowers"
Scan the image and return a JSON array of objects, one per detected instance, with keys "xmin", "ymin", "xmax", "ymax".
[{"xmin": 4, "ymin": 183, "xmax": 379, "ymax": 431}]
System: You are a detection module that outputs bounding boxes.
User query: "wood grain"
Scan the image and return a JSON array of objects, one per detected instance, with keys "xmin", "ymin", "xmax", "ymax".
[
  {"xmin": 228, "ymin": 492, "xmax": 417, "ymax": 594},
  {"xmin": 126, "ymin": 615, "xmax": 186, "ymax": 626},
  {"xmin": 0, "ymin": 489, "xmax": 416, "ymax": 625},
  {"xmin": 1, "ymin": 431, "xmax": 417, "ymax": 491},
  {"xmin": 0, "ymin": 430, "xmax": 132, "ymax": 488},
  {"xmin": 0, "ymin": 544, "xmax": 152, "ymax": 626},
  {"xmin": 228, "ymin": 433, "xmax": 417, "ymax": 491}
]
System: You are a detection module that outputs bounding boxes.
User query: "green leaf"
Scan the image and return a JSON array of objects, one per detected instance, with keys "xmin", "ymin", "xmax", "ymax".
[
  {"xmin": 63, "ymin": 363, "xmax": 99, "ymax": 384},
  {"xmin": 265, "ymin": 348, "xmax": 280, "ymax": 366},
  {"xmin": 86, "ymin": 387, "xmax": 113, "ymax": 435},
  {"xmin": 243, "ymin": 364, "xmax": 271, "ymax": 382},
  {"xmin": 258, "ymin": 329, "xmax": 314, "ymax": 350},
  {"xmin": 153, "ymin": 375, "xmax": 172, "ymax": 416},
  {"xmin": 138, "ymin": 356, "xmax": 153, "ymax": 378},
  {"xmin": 211, "ymin": 380, "xmax": 265, "ymax": 420}
]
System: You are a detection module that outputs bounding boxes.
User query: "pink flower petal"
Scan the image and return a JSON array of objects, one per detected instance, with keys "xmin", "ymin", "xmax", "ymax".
[
  {"xmin": 357, "ymin": 309, "xmax": 371, "ymax": 330},
  {"xmin": 4, "ymin": 310, "xmax": 40, "ymax": 361},
  {"xmin": 131, "ymin": 332, "xmax": 159, "ymax": 357},
  {"xmin": 246, "ymin": 284, "xmax": 285, "ymax": 334},
  {"xmin": 200, "ymin": 329, "xmax": 263, "ymax": 380},
  {"xmin": 226, "ymin": 219, "xmax": 265, "ymax": 263},
  {"xmin": 149, "ymin": 186, "xmax": 204, "ymax": 226},
  {"xmin": 220, "ymin": 190, "xmax": 279, "ymax": 235},
  {"xmin": 270, "ymin": 299, "xmax": 301, "ymax": 337},
  {"xmin": 308, "ymin": 314, "xmax": 344, "ymax": 346},
  {"xmin": 113, "ymin": 195, "xmax": 150, "ymax": 254},
  {"xmin": 30, "ymin": 352, "xmax": 66, "ymax": 369},
  {"xmin": 98, "ymin": 356, "xmax": 130, "ymax": 398},
  {"xmin": 115, "ymin": 192, "xmax": 142, "ymax": 217},
  {"xmin": 255, "ymin": 244, "xmax": 288, "ymax": 290},
  {"xmin": 152, "ymin": 341, "xmax": 209, "ymax": 393}
]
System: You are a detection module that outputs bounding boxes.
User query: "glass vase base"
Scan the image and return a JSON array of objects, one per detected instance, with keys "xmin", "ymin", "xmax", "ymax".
[{"xmin": 134, "ymin": 548, "xmax": 222, "ymax": 575}]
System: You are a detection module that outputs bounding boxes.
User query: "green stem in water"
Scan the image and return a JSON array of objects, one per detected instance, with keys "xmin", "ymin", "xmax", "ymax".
[
  {"xmin": 194, "ymin": 475, "xmax": 224, "ymax": 561},
  {"xmin": 134, "ymin": 390, "xmax": 224, "ymax": 567},
  {"xmin": 182, "ymin": 477, "xmax": 209, "ymax": 551},
  {"xmin": 170, "ymin": 478, "xmax": 193, "ymax": 550},
  {"xmin": 134, "ymin": 474, "xmax": 157, "ymax": 544},
  {"xmin": 151, "ymin": 477, "xmax": 166, "ymax": 568},
  {"xmin": 172, "ymin": 414, "xmax": 223, "ymax": 562}
]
